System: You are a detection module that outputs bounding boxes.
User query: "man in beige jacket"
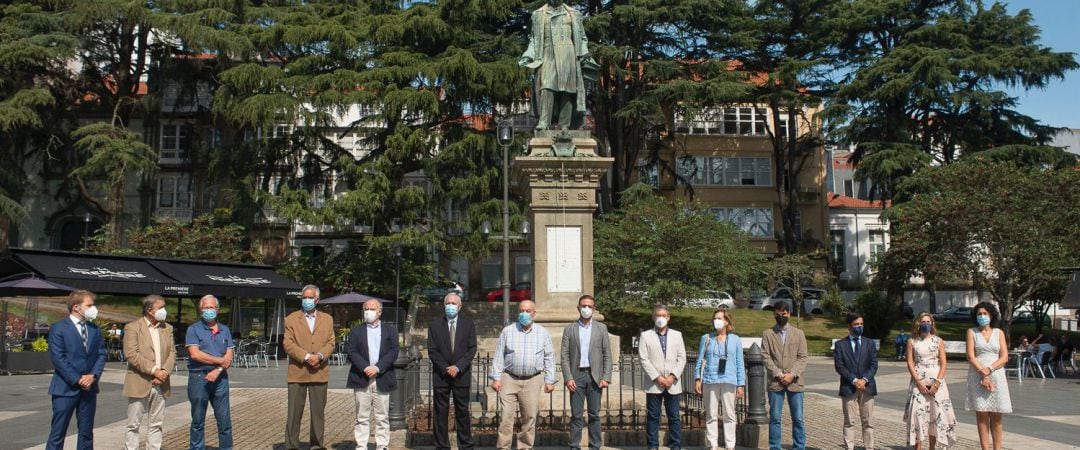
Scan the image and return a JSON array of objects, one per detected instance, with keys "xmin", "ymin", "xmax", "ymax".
[
  {"xmin": 638, "ymin": 304, "xmax": 686, "ymax": 450},
  {"xmin": 282, "ymin": 285, "xmax": 336, "ymax": 450},
  {"xmin": 761, "ymin": 301, "xmax": 808, "ymax": 450},
  {"xmin": 122, "ymin": 294, "xmax": 176, "ymax": 450}
]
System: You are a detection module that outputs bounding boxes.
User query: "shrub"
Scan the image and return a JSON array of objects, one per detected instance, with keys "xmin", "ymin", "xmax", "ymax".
[
  {"xmin": 32, "ymin": 337, "xmax": 48, "ymax": 352},
  {"xmin": 820, "ymin": 289, "xmax": 847, "ymax": 317},
  {"xmin": 855, "ymin": 289, "xmax": 897, "ymax": 340}
]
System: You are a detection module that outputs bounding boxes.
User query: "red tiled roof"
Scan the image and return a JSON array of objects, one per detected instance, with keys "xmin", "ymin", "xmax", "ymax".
[{"xmin": 828, "ymin": 192, "xmax": 890, "ymax": 209}]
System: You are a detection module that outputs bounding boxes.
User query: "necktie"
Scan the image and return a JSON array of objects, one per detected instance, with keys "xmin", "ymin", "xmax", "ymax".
[
  {"xmin": 79, "ymin": 321, "xmax": 88, "ymax": 351},
  {"xmin": 854, "ymin": 337, "xmax": 861, "ymax": 356},
  {"xmin": 449, "ymin": 320, "xmax": 456, "ymax": 353}
]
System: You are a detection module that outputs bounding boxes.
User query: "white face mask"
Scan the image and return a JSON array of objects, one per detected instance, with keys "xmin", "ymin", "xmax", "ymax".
[
  {"xmin": 654, "ymin": 316, "xmax": 668, "ymax": 329},
  {"xmin": 713, "ymin": 319, "xmax": 726, "ymax": 330},
  {"xmin": 363, "ymin": 310, "xmax": 378, "ymax": 324},
  {"xmin": 153, "ymin": 308, "xmax": 168, "ymax": 322},
  {"xmin": 81, "ymin": 305, "xmax": 99, "ymax": 321},
  {"xmin": 579, "ymin": 306, "xmax": 593, "ymax": 319}
]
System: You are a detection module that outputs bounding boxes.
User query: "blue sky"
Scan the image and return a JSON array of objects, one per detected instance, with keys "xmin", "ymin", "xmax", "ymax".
[{"xmin": 1003, "ymin": 0, "xmax": 1079, "ymax": 129}]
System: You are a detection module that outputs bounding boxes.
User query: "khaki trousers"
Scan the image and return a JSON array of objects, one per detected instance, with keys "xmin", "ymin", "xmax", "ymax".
[
  {"xmin": 704, "ymin": 383, "xmax": 738, "ymax": 450},
  {"xmin": 286, "ymin": 382, "xmax": 327, "ymax": 450},
  {"xmin": 124, "ymin": 387, "xmax": 166, "ymax": 450},
  {"xmin": 842, "ymin": 390, "xmax": 875, "ymax": 450},
  {"xmin": 497, "ymin": 373, "xmax": 544, "ymax": 450},
  {"xmin": 353, "ymin": 382, "xmax": 390, "ymax": 449}
]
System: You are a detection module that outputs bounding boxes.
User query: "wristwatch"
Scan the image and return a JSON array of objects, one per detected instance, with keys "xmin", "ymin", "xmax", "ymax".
[{"xmin": 216, "ymin": 367, "xmax": 224, "ymax": 372}]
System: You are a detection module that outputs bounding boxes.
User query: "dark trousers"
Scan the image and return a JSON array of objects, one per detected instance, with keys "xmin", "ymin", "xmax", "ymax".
[
  {"xmin": 569, "ymin": 371, "xmax": 602, "ymax": 450},
  {"xmin": 47, "ymin": 390, "xmax": 96, "ymax": 450},
  {"xmin": 285, "ymin": 382, "xmax": 328, "ymax": 450},
  {"xmin": 433, "ymin": 381, "xmax": 473, "ymax": 449},
  {"xmin": 645, "ymin": 391, "xmax": 681, "ymax": 450},
  {"xmin": 188, "ymin": 371, "xmax": 233, "ymax": 450}
]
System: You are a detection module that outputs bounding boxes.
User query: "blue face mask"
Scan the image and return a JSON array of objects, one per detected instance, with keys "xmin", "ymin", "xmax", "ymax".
[
  {"xmin": 201, "ymin": 309, "xmax": 217, "ymax": 322},
  {"xmin": 976, "ymin": 315, "xmax": 991, "ymax": 327},
  {"xmin": 445, "ymin": 304, "xmax": 459, "ymax": 318},
  {"xmin": 851, "ymin": 326, "xmax": 864, "ymax": 337},
  {"xmin": 518, "ymin": 312, "xmax": 533, "ymax": 326},
  {"xmin": 919, "ymin": 323, "xmax": 933, "ymax": 334},
  {"xmin": 301, "ymin": 298, "xmax": 316, "ymax": 312}
]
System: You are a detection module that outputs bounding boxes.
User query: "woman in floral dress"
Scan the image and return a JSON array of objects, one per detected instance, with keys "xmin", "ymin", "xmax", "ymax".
[
  {"xmin": 966, "ymin": 302, "xmax": 1013, "ymax": 450},
  {"xmin": 904, "ymin": 313, "xmax": 957, "ymax": 449}
]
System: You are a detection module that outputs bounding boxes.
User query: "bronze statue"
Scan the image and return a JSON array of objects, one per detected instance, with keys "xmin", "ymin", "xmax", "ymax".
[{"xmin": 520, "ymin": 0, "xmax": 597, "ymax": 130}]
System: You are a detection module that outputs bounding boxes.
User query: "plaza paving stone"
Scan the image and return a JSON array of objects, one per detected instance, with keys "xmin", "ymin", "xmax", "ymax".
[{"xmin": 154, "ymin": 387, "xmax": 1001, "ymax": 449}]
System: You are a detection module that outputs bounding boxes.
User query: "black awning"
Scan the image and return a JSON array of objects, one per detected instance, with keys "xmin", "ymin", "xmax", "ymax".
[
  {"xmin": 0, "ymin": 248, "xmax": 301, "ymax": 299},
  {"xmin": 0, "ymin": 249, "xmax": 190, "ymax": 296},
  {"xmin": 147, "ymin": 260, "xmax": 302, "ymax": 299},
  {"xmin": 1063, "ymin": 268, "xmax": 1080, "ymax": 309}
]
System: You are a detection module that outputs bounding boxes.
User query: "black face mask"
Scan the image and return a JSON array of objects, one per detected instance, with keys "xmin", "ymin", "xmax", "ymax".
[{"xmin": 774, "ymin": 315, "xmax": 788, "ymax": 327}]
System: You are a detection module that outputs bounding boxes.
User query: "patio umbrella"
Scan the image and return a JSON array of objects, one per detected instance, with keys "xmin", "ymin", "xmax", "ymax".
[
  {"xmin": 319, "ymin": 292, "xmax": 391, "ymax": 305},
  {"xmin": 0, "ymin": 275, "xmax": 76, "ymax": 297}
]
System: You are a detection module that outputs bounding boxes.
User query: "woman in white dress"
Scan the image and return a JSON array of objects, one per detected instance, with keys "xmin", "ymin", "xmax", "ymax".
[
  {"xmin": 904, "ymin": 312, "xmax": 957, "ymax": 450},
  {"xmin": 965, "ymin": 302, "xmax": 1012, "ymax": 450}
]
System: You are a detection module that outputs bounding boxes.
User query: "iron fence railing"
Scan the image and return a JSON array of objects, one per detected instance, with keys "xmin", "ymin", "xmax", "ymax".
[{"xmin": 403, "ymin": 353, "xmax": 749, "ymax": 433}]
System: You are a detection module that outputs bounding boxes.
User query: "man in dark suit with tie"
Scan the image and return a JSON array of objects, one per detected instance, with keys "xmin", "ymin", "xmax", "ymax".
[
  {"xmin": 47, "ymin": 289, "xmax": 107, "ymax": 450},
  {"xmin": 346, "ymin": 299, "xmax": 399, "ymax": 450},
  {"xmin": 427, "ymin": 292, "xmax": 477, "ymax": 450},
  {"xmin": 833, "ymin": 312, "xmax": 878, "ymax": 450}
]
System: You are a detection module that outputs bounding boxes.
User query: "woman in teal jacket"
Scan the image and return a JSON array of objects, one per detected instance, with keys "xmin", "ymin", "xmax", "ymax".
[{"xmin": 694, "ymin": 308, "xmax": 746, "ymax": 450}]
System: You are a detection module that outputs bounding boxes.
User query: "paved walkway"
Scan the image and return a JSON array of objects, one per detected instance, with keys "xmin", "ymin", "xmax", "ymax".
[{"xmin": 4, "ymin": 357, "xmax": 1078, "ymax": 449}]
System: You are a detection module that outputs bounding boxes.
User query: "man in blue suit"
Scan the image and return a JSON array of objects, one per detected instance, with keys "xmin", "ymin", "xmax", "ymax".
[
  {"xmin": 47, "ymin": 289, "xmax": 107, "ymax": 450},
  {"xmin": 833, "ymin": 312, "xmax": 878, "ymax": 450},
  {"xmin": 346, "ymin": 299, "xmax": 399, "ymax": 450}
]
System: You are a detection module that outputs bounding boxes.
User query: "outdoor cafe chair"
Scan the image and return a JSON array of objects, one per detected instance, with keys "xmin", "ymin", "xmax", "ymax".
[{"xmin": 1003, "ymin": 353, "xmax": 1023, "ymax": 383}]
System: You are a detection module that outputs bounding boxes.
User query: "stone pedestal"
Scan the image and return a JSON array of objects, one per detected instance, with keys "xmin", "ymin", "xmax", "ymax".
[{"xmin": 516, "ymin": 131, "xmax": 617, "ymax": 359}]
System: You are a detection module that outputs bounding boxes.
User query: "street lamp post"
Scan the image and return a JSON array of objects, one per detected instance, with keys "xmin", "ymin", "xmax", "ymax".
[
  {"xmin": 394, "ymin": 243, "xmax": 401, "ymax": 329},
  {"xmin": 498, "ymin": 120, "xmax": 513, "ymax": 325}
]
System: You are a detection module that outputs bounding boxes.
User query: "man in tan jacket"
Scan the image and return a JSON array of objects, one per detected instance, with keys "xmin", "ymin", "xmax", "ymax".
[
  {"xmin": 282, "ymin": 284, "xmax": 336, "ymax": 450},
  {"xmin": 122, "ymin": 294, "xmax": 176, "ymax": 450},
  {"xmin": 761, "ymin": 301, "xmax": 808, "ymax": 450}
]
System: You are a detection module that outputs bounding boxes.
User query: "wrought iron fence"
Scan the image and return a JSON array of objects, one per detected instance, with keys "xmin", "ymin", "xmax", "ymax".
[{"xmin": 402, "ymin": 353, "xmax": 749, "ymax": 433}]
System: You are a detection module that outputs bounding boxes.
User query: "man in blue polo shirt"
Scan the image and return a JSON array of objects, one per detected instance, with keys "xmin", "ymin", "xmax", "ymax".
[{"xmin": 185, "ymin": 295, "xmax": 235, "ymax": 450}]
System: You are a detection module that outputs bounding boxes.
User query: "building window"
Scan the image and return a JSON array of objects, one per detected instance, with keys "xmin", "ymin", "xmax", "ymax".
[
  {"xmin": 515, "ymin": 256, "xmax": 532, "ymax": 284},
  {"xmin": 723, "ymin": 107, "xmax": 767, "ymax": 135},
  {"xmin": 273, "ymin": 124, "xmax": 292, "ymax": 139},
  {"xmin": 160, "ymin": 124, "xmax": 191, "ymax": 161},
  {"xmin": 776, "ymin": 114, "xmax": 793, "ymax": 138},
  {"xmin": 830, "ymin": 230, "xmax": 846, "ymax": 274},
  {"xmin": 675, "ymin": 107, "xmax": 769, "ymax": 136},
  {"xmin": 685, "ymin": 156, "xmax": 771, "ymax": 187},
  {"xmin": 868, "ymin": 230, "xmax": 886, "ymax": 264},
  {"xmin": 843, "ymin": 179, "xmax": 854, "ymax": 197},
  {"xmin": 157, "ymin": 175, "xmax": 192, "ymax": 209},
  {"xmin": 712, "ymin": 207, "xmax": 774, "ymax": 238},
  {"xmin": 482, "ymin": 257, "xmax": 501, "ymax": 289},
  {"xmin": 300, "ymin": 245, "xmax": 325, "ymax": 258}
]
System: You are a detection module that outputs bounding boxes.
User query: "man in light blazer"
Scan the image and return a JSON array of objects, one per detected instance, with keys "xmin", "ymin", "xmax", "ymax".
[
  {"xmin": 762, "ymin": 301, "xmax": 808, "ymax": 450},
  {"xmin": 638, "ymin": 304, "xmax": 686, "ymax": 450},
  {"xmin": 122, "ymin": 294, "xmax": 176, "ymax": 450},
  {"xmin": 833, "ymin": 312, "xmax": 878, "ymax": 450},
  {"xmin": 347, "ymin": 299, "xmax": 399, "ymax": 450},
  {"xmin": 427, "ymin": 292, "xmax": 477, "ymax": 450},
  {"xmin": 561, "ymin": 295, "xmax": 612, "ymax": 450},
  {"xmin": 282, "ymin": 285, "xmax": 336, "ymax": 450},
  {"xmin": 47, "ymin": 289, "xmax": 107, "ymax": 450}
]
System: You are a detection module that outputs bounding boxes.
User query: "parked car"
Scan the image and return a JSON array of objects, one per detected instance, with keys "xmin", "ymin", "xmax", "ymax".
[
  {"xmin": 485, "ymin": 282, "xmax": 532, "ymax": 303},
  {"xmin": 747, "ymin": 287, "xmax": 826, "ymax": 315},
  {"xmin": 684, "ymin": 290, "xmax": 736, "ymax": 309},
  {"xmin": 934, "ymin": 306, "xmax": 973, "ymax": 322},
  {"xmin": 413, "ymin": 281, "xmax": 465, "ymax": 302},
  {"xmin": 1011, "ymin": 310, "xmax": 1050, "ymax": 325}
]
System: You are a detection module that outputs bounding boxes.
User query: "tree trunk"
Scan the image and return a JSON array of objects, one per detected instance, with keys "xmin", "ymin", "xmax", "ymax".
[{"xmin": 926, "ymin": 280, "xmax": 937, "ymax": 314}]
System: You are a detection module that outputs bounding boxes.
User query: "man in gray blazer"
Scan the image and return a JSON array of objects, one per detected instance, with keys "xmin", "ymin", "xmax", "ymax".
[
  {"xmin": 639, "ymin": 304, "xmax": 686, "ymax": 450},
  {"xmin": 561, "ymin": 295, "xmax": 612, "ymax": 450}
]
